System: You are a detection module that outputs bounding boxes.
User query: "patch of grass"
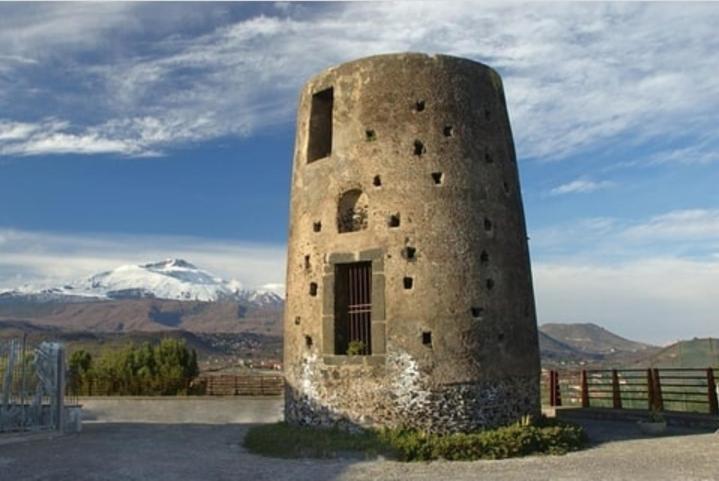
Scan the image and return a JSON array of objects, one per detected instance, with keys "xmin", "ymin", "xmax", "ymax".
[
  {"xmin": 244, "ymin": 422, "xmax": 391, "ymax": 459},
  {"xmin": 244, "ymin": 417, "xmax": 587, "ymax": 461}
]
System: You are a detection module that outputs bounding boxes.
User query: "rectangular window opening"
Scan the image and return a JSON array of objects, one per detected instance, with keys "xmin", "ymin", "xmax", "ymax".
[
  {"xmin": 307, "ymin": 87, "xmax": 334, "ymax": 162},
  {"xmin": 334, "ymin": 261, "xmax": 372, "ymax": 355}
]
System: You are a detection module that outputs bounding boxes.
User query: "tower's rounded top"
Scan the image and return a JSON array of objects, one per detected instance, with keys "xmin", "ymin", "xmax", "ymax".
[{"xmin": 305, "ymin": 52, "xmax": 500, "ymax": 88}]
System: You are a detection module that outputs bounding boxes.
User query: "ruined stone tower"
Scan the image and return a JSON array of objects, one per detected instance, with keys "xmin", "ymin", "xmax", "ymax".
[{"xmin": 283, "ymin": 53, "xmax": 540, "ymax": 433}]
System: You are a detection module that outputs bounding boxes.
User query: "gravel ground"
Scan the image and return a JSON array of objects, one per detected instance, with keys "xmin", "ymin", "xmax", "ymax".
[{"xmin": 0, "ymin": 398, "xmax": 716, "ymax": 481}]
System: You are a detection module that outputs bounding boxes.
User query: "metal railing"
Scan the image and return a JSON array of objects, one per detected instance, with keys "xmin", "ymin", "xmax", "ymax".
[{"xmin": 546, "ymin": 368, "xmax": 719, "ymax": 415}]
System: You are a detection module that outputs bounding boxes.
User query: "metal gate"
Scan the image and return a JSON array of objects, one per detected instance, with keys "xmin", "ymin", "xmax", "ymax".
[
  {"xmin": 336, "ymin": 261, "xmax": 372, "ymax": 355},
  {"xmin": 0, "ymin": 336, "xmax": 66, "ymax": 433}
]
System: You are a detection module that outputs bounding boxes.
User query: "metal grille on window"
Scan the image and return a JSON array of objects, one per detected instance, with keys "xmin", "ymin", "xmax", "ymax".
[{"xmin": 335, "ymin": 261, "xmax": 372, "ymax": 355}]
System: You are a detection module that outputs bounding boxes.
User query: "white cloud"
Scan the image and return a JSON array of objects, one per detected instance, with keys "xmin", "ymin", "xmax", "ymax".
[
  {"xmin": 0, "ymin": 120, "xmax": 40, "ymax": 141},
  {"xmin": 530, "ymin": 216, "xmax": 618, "ymax": 257},
  {"xmin": 0, "ymin": 228, "xmax": 286, "ymax": 292},
  {"xmin": 531, "ymin": 208, "xmax": 719, "ymax": 261},
  {"xmin": 0, "ymin": 119, "xmax": 149, "ymax": 156},
  {"xmin": 534, "ymin": 258, "xmax": 719, "ymax": 344},
  {"xmin": 622, "ymin": 209, "xmax": 719, "ymax": 242},
  {"xmin": 645, "ymin": 138, "xmax": 719, "ymax": 166},
  {"xmin": 0, "ymin": 3, "xmax": 717, "ymax": 161},
  {"xmin": 549, "ymin": 178, "xmax": 615, "ymax": 196},
  {"xmin": 529, "ymin": 207, "xmax": 719, "ymax": 342}
]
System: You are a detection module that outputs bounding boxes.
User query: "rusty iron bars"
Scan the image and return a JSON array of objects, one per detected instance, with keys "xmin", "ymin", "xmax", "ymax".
[
  {"xmin": 548, "ymin": 370, "xmax": 562, "ymax": 406},
  {"xmin": 346, "ymin": 261, "xmax": 372, "ymax": 355},
  {"xmin": 543, "ymin": 370, "xmax": 583, "ymax": 407},
  {"xmin": 547, "ymin": 368, "xmax": 719, "ymax": 415}
]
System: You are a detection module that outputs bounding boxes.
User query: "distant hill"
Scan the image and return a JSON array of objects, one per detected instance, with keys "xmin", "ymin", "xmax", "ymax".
[
  {"xmin": 537, "ymin": 323, "xmax": 663, "ymax": 368},
  {"xmin": 642, "ymin": 337, "xmax": 719, "ymax": 368},
  {"xmin": 2, "ymin": 312, "xmax": 713, "ymax": 370},
  {"xmin": 0, "ymin": 321, "xmax": 282, "ymax": 365},
  {"xmin": 537, "ymin": 331, "xmax": 597, "ymax": 364},
  {"xmin": 540, "ymin": 322, "xmax": 656, "ymax": 355},
  {"xmin": 0, "ymin": 298, "xmax": 282, "ymax": 335}
]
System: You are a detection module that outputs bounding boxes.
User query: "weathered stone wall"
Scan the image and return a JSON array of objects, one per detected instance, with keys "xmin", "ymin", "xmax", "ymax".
[
  {"xmin": 283, "ymin": 53, "xmax": 540, "ymax": 433},
  {"xmin": 284, "ymin": 347, "xmax": 538, "ymax": 433}
]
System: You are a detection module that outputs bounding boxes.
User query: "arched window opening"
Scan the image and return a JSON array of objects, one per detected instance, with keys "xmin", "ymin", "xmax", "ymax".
[{"xmin": 337, "ymin": 189, "xmax": 369, "ymax": 233}]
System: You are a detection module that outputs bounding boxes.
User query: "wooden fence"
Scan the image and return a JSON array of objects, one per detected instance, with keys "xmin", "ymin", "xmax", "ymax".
[
  {"xmin": 198, "ymin": 374, "xmax": 284, "ymax": 396},
  {"xmin": 547, "ymin": 368, "xmax": 719, "ymax": 415}
]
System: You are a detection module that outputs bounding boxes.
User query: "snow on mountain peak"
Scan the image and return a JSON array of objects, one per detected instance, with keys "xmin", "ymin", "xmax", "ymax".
[{"xmin": 0, "ymin": 259, "xmax": 284, "ymax": 306}]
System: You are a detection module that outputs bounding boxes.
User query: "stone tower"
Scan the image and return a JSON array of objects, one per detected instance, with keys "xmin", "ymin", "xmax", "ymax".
[{"xmin": 283, "ymin": 53, "xmax": 540, "ymax": 433}]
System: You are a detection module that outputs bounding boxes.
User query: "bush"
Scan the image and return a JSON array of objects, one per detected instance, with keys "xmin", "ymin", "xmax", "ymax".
[
  {"xmin": 67, "ymin": 339, "xmax": 199, "ymax": 396},
  {"xmin": 377, "ymin": 417, "xmax": 587, "ymax": 461},
  {"xmin": 244, "ymin": 417, "xmax": 587, "ymax": 461}
]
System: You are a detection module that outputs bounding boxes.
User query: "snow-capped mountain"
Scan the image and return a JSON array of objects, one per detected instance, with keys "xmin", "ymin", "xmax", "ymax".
[{"xmin": 0, "ymin": 259, "xmax": 284, "ymax": 306}]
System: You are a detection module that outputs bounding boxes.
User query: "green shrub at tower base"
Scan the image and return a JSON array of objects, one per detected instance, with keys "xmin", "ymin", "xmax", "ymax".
[{"xmin": 244, "ymin": 416, "xmax": 587, "ymax": 461}]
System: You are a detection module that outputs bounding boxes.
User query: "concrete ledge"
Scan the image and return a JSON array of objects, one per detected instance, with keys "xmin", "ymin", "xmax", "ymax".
[
  {"xmin": 323, "ymin": 355, "xmax": 386, "ymax": 366},
  {"xmin": 328, "ymin": 252, "xmax": 356, "ymax": 264},
  {"xmin": 78, "ymin": 397, "xmax": 283, "ymax": 424},
  {"xmin": 556, "ymin": 407, "xmax": 719, "ymax": 430}
]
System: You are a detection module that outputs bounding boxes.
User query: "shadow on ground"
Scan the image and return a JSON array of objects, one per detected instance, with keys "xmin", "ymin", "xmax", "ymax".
[{"xmin": 0, "ymin": 423, "xmax": 359, "ymax": 481}]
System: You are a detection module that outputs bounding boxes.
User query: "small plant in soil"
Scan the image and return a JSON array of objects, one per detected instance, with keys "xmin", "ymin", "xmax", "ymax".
[
  {"xmin": 346, "ymin": 340, "xmax": 366, "ymax": 356},
  {"xmin": 637, "ymin": 409, "xmax": 667, "ymax": 435}
]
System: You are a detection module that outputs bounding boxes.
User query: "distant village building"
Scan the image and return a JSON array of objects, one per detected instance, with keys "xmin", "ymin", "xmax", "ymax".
[{"xmin": 283, "ymin": 53, "xmax": 540, "ymax": 433}]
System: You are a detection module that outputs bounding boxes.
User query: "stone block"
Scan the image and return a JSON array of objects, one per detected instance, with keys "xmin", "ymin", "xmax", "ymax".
[{"xmin": 328, "ymin": 252, "xmax": 356, "ymax": 264}]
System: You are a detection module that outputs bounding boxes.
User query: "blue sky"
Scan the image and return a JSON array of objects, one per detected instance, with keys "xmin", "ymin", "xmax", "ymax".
[{"xmin": 0, "ymin": 2, "xmax": 717, "ymax": 343}]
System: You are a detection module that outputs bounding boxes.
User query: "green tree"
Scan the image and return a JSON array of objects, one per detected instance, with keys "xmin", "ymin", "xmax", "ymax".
[
  {"xmin": 68, "ymin": 350, "xmax": 92, "ymax": 395},
  {"xmin": 70, "ymin": 338, "xmax": 199, "ymax": 396}
]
